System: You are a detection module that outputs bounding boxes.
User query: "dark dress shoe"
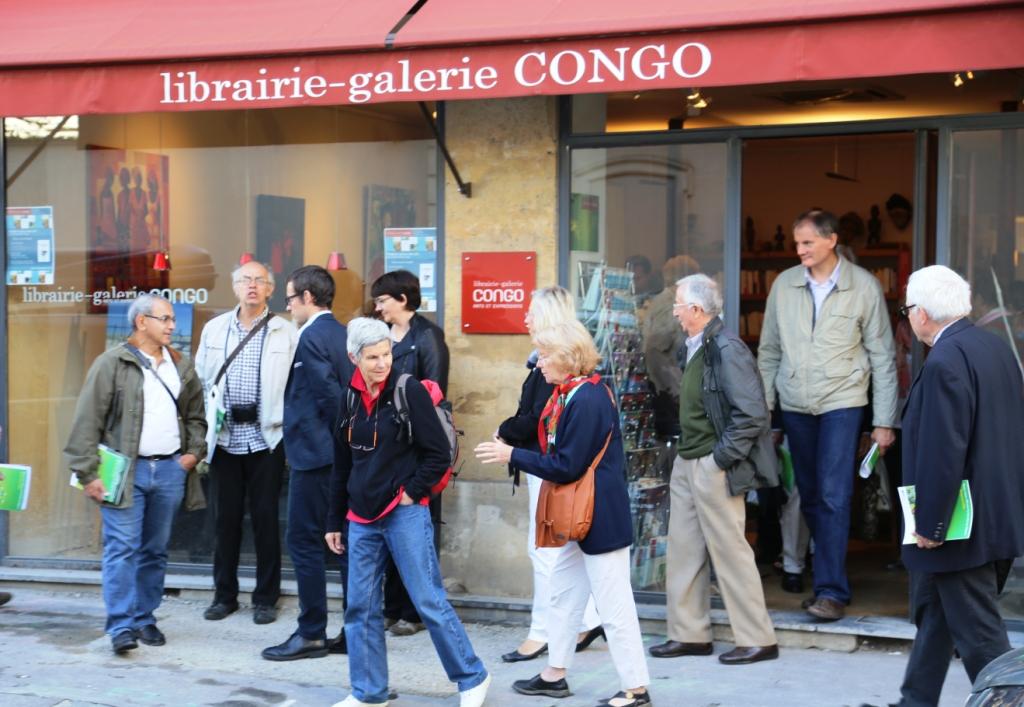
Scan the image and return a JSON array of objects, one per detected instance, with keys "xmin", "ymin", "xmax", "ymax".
[
  {"xmin": 781, "ymin": 572, "xmax": 804, "ymax": 593},
  {"xmin": 807, "ymin": 596, "xmax": 846, "ymax": 621},
  {"xmin": 576, "ymin": 626, "xmax": 606, "ymax": 652},
  {"xmin": 502, "ymin": 643, "xmax": 547, "ymax": 662},
  {"xmin": 800, "ymin": 596, "xmax": 816, "ymax": 609},
  {"xmin": 111, "ymin": 630, "xmax": 138, "ymax": 654},
  {"xmin": 648, "ymin": 640, "xmax": 713, "ymax": 658},
  {"xmin": 718, "ymin": 644, "xmax": 779, "ymax": 665},
  {"xmin": 328, "ymin": 629, "xmax": 347, "ymax": 654},
  {"xmin": 204, "ymin": 601, "xmax": 239, "ymax": 621},
  {"xmin": 512, "ymin": 674, "xmax": 572, "ymax": 698},
  {"xmin": 261, "ymin": 633, "xmax": 328, "ymax": 661},
  {"xmin": 253, "ymin": 605, "xmax": 278, "ymax": 625},
  {"xmin": 135, "ymin": 624, "xmax": 166, "ymax": 646}
]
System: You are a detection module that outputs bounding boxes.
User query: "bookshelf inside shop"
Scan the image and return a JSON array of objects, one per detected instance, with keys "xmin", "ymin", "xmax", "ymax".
[
  {"xmin": 578, "ymin": 262, "xmax": 671, "ymax": 591},
  {"xmin": 739, "ymin": 245, "xmax": 911, "ymax": 347}
]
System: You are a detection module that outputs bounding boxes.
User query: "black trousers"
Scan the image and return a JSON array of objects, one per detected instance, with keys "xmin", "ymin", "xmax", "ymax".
[
  {"xmin": 209, "ymin": 445, "xmax": 285, "ymax": 607},
  {"xmin": 899, "ymin": 561, "xmax": 1012, "ymax": 707},
  {"xmin": 383, "ymin": 495, "xmax": 442, "ymax": 623}
]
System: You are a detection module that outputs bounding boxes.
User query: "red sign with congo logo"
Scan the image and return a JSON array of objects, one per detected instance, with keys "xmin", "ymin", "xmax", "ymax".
[{"xmin": 461, "ymin": 251, "xmax": 535, "ymax": 334}]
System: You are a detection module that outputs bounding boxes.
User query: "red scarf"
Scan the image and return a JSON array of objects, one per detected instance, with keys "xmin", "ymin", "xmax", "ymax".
[{"xmin": 537, "ymin": 373, "xmax": 601, "ymax": 453}]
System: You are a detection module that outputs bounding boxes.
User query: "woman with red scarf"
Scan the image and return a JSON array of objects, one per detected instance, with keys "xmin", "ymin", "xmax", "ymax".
[{"xmin": 476, "ymin": 320, "xmax": 652, "ymax": 707}]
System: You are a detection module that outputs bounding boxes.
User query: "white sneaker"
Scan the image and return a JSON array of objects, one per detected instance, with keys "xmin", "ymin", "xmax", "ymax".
[
  {"xmin": 330, "ymin": 695, "xmax": 388, "ymax": 707},
  {"xmin": 460, "ymin": 673, "xmax": 491, "ymax": 707}
]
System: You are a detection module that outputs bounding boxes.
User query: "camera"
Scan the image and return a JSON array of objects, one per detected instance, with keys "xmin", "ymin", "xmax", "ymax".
[{"xmin": 231, "ymin": 403, "xmax": 259, "ymax": 423}]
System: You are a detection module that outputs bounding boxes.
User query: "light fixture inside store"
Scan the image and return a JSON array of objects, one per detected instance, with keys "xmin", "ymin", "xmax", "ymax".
[
  {"xmin": 825, "ymin": 139, "xmax": 859, "ymax": 182},
  {"xmin": 966, "ymin": 71, "xmax": 975, "ymax": 80},
  {"xmin": 326, "ymin": 251, "xmax": 347, "ymax": 271},
  {"xmin": 239, "ymin": 252, "xmax": 255, "ymax": 265},
  {"xmin": 953, "ymin": 73, "xmax": 965, "ymax": 87},
  {"xmin": 152, "ymin": 251, "xmax": 171, "ymax": 271},
  {"xmin": 685, "ymin": 89, "xmax": 710, "ymax": 115}
]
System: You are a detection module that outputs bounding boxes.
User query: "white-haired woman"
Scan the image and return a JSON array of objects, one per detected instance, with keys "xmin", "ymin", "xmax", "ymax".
[
  {"xmin": 325, "ymin": 317, "xmax": 490, "ymax": 707},
  {"xmin": 498, "ymin": 287, "xmax": 603, "ymax": 663},
  {"xmin": 477, "ymin": 320, "xmax": 652, "ymax": 707}
]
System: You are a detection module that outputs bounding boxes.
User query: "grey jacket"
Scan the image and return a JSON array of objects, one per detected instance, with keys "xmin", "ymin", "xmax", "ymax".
[{"xmin": 689, "ymin": 317, "xmax": 779, "ymax": 496}]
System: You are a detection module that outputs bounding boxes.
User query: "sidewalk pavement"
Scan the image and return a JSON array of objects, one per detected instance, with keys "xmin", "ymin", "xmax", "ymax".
[{"xmin": 0, "ymin": 586, "xmax": 973, "ymax": 707}]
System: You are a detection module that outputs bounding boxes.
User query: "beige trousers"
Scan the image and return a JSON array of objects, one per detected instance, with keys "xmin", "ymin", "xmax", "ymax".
[{"xmin": 666, "ymin": 453, "xmax": 777, "ymax": 647}]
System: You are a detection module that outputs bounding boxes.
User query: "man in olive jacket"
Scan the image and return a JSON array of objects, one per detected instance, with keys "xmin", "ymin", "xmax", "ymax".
[
  {"xmin": 64, "ymin": 293, "xmax": 206, "ymax": 655},
  {"xmin": 649, "ymin": 274, "xmax": 780, "ymax": 665}
]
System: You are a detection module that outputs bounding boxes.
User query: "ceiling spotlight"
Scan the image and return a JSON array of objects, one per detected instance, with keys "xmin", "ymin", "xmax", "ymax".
[
  {"xmin": 633, "ymin": 93, "xmax": 641, "ymax": 100},
  {"xmin": 687, "ymin": 88, "xmax": 701, "ymax": 100},
  {"xmin": 692, "ymin": 96, "xmax": 709, "ymax": 109},
  {"xmin": 966, "ymin": 71, "xmax": 975, "ymax": 80},
  {"xmin": 952, "ymin": 73, "xmax": 965, "ymax": 87}
]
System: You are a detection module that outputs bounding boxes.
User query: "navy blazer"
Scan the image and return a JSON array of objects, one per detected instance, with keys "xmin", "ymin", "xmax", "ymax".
[
  {"xmin": 283, "ymin": 312, "xmax": 351, "ymax": 472},
  {"xmin": 901, "ymin": 318, "xmax": 1024, "ymax": 573},
  {"xmin": 510, "ymin": 381, "xmax": 633, "ymax": 555}
]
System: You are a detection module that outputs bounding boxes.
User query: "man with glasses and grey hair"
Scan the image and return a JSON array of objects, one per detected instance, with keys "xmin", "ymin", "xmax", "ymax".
[
  {"xmin": 863, "ymin": 265, "xmax": 1024, "ymax": 707},
  {"xmin": 648, "ymin": 274, "xmax": 780, "ymax": 665},
  {"xmin": 65, "ymin": 293, "xmax": 207, "ymax": 654},
  {"xmin": 195, "ymin": 260, "xmax": 297, "ymax": 625}
]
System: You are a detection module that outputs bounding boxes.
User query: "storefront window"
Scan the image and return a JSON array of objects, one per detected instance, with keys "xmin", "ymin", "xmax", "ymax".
[
  {"xmin": 569, "ymin": 143, "xmax": 726, "ymax": 590},
  {"xmin": 4, "ymin": 106, "xmax": 438, "ymax": 564}
]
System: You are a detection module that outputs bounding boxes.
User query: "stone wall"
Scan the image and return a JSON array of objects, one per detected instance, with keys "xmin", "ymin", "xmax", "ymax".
[{"xmin": 438, "ymin": 96, "xmax": 559, "ymax": 597}]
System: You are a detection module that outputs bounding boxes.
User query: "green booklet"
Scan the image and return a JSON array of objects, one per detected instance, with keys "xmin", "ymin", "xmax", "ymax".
[
  {"xmin": 898, "ymin": 479, "xmax": 973, "ymax": 544},
  {"xmin": 69, "ymin": 444, "xmax": 130, "ymax": 504},
  {"xmin": 0, "ymin": 464, "xmax": 32, "ymax": 511}
]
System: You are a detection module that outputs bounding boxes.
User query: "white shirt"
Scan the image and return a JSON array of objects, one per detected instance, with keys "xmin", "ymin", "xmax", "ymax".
[
  {"xmin": 298, "ymin": 309, "xmax": 330, "ymax": 337},
  {"xmin": 684, "ymin": 331, "xmax": 703, "ymax": 364},
  {"xmin": 804, "ymin": 259, "xmax": 842, "ymax": 320},
  {"xmin": 931, "ymin": 318, "xmax": 961, "ymax": 347},
  {"xmin": 137, "ymin": 347, "xmax": 182, "ymax": 456}
]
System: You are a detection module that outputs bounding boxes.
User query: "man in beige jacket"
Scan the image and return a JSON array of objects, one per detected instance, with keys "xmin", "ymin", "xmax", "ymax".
[{"xmin": 758, "ymin": 210, "xmax": 897, "ymax": 621}]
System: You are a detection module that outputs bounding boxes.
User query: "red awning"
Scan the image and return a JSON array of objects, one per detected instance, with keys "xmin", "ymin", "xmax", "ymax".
[{"xmin": 1, "ymin": 1, "xmax": 1023, "ymax": 116}]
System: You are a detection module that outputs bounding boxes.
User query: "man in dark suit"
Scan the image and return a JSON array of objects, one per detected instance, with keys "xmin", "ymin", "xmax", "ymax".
[
  {"xmin": 866, "ymin": 265, "xmax": 1024, "ymax": 707},
  {"xmin": 262, "ymin": 265, "xmax": 351, "ymax": 661}
]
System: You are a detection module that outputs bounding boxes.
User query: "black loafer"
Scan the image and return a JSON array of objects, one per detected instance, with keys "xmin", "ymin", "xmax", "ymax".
[
  {"xmin": 781, "ymin": 572, "xmax": 804, "ymax": 594},
  {"xmin": 576, "ymin": 627, "xmax": 606, "ymax": 652},
  {"xmin": 328, "ymin": 629, "xmax": 347, "ymax": 654},
  {"xmin": 512, "ymin": 674, "xmax": 572, "ymax": 698},
  {"xmin": 135, "ymin": 624, "xmax": 166, "ymax": 646},
  {"xmin": 204, "ymin": 601, "xmax": 239, "ymax": 621},
  {"xmin": 502, "ymin": 643, "xmax": 547, "ymax": 663},
  {"xmin": 648, "ymin": 639, "xmax": 712, "ymax": 658},
  {"xmin": 111, "ymin": 630, "xmax": 138, "ymax": 654},
  {"xmin": 261, "ymin": 632, "xmax": 328, "ymax": 661},
  {"xmin": 253, "ymin": 605, "xmax": 278, "ymax": 625},
  {"xmin": 718, "ymin": 644, "xmax": 779, "ymax": 665}
]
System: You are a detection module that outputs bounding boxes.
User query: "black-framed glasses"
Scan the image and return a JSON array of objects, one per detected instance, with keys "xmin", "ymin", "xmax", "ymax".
[
  {"xmin": 898, "ymin": 303, "xmax": 917, "ymax": 318},
  {"xmin": 144, "ymin": 314, "xmax": 176, "ymax": 324},
  {"xmin": 348, "ymin": 404, "xmax": 379, "ymax": 452},
  {"xmin": 284, "ymin": 292, "xmax": 302, "ymax": 303}
]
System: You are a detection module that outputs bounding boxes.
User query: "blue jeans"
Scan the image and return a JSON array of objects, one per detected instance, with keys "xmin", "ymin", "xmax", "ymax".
[
  {"xmin": 781, "ymin": 407, "xmax": 864, "ymax": 605},
  {"xmin": 345, "ymin": 504, "xmax": 487, "ymax": 703},
  {"xmin": 100, "ymin": 456, "xmax": 186, "ymax": 636}
]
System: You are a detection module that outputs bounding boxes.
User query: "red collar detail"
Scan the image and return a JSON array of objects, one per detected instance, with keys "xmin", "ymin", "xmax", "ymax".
[{"xmin": 350, "ymin": 368, "xmax": 389, "ymax": 415}]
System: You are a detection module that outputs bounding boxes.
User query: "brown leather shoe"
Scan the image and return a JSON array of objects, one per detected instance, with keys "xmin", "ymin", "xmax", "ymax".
[
  {"xmin": 807, "ymin": 596, "xmax": 846, "ymax": 621},
  {"xmin": 648, "ymin": 640, "xmax": 713, "ymax": 658},
  {"xmin": 800, "ymin": 596, "xmax": 816, "ymax": 609},
  {"xmin": 718, "ymin": 644, "xmax": 779, "ymax": 665}
]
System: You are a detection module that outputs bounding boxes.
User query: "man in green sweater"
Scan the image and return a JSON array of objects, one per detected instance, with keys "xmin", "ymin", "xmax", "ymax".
[{"xmin": 648, "ymin": 274, "xmax": 779, "ymax": 665}]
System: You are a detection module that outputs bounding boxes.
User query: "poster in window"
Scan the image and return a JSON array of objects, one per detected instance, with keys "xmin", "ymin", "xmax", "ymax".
[
  {"xmin": 384, "ymin": 228, "xmax": 437, "ymax": 312},
  {"xmin": 86, "ymin": 149, "xmax": 169, "ymax": 310},
  {"xmin": 363, "ymin": 185, "xmax": 416, "ymax": 287},
  {"xmin": 255, "ymin": 195, "xmax": 305, "ymax": 312},
  {"xmin": 570, "ymin": 193, "xmax": 599, "ymax": 252},
  {"xmin": 6, "ymin": 206, "xmax": 55, "ymax": 285}
]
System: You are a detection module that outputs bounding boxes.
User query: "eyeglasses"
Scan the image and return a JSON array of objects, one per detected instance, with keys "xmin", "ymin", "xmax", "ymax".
[
  {"xmin": 144, "ymin": 314, "xmax": 176, "ymax": 324},
  {"xmin": 898, "ymin": 303, "xmax": 918, "ymax": 318},
  {"xmin": 284, "ymin": 292, "xmax": 302, "ymax": 303},
  {"xmin": 373, "ymin": 295, "xmax": 394, "ymax": 306},
  {"xmin": 347, "ymin": 404, "xmax": 379, "ymax": 452},
  {"xmin": 235, "ymin": 276, "xmax": 270, "ymax": 286},
  {"xmin": 672, "ymin": 302, "xmax": 695, "ymax": 310}
]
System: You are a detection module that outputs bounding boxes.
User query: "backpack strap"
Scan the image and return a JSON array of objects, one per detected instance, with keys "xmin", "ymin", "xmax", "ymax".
[{"xmin": 393, "ymin": 373, "xmax": 414, "ymax": 443}]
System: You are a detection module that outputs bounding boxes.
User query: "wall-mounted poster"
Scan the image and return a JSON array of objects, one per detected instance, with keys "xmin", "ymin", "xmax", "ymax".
[
  {"xmin": 570, "ymin": 193, "xmax": 600, "ymax": 252},
  {"xmin": 461, "ymin": 251, "xmax": 536, "ymax": 334},
  {"xmin": 363, "ymin": 185, "xmax": 416, "ymax": 286},
  {"xmin": 105, "ymin": 300, "xmax": 194, "ymax": 358},
  {"xmin": 255, "ymin": 195, "xmax": 305, "ymax": 312},
  {"xmin": 6, "ymin": 206, "xmax": 55, "ymax": 285},
  {"xmin": 384, "ymin": 228, "xmax": 438, "ymax": 312},
  {"xmin": 86, "ymin": 149, "xmax": 170, "ymax": 310}
]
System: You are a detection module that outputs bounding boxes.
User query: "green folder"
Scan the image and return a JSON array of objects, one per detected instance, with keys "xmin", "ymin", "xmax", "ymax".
[
  {"xmin": 0, "ymin": 464, "xmax": 32, "ymax": 511},
  {"xmin": 778, "ymin": 446, "xmax": 795, "ymax": 493},
  {"xmin": 898, "ymin": 480, "xmax": 974, "ymax": 544},
  {"xmin": 69, "ymin": 444, "xmax": 130, "ymax": 504}
]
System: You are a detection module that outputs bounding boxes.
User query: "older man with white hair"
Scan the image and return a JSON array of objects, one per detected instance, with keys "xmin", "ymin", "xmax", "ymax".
[
  {"xmin": 863, "ymin": 265, "xmax": 1024, "ymax": 707},
  {"xmin": 648, "ymin": 274, "xmax": 780, "ymax": 665}
]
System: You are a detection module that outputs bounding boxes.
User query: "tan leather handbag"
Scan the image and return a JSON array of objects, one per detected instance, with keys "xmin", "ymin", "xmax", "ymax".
[{"xmin": 534, "ymin": 431, "xmax": 612, "ymax": 548}]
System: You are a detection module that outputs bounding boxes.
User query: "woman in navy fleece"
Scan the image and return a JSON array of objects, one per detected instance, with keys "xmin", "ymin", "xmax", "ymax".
[
  {"xmin": 326, "ymin": 317, "xmax": 490, "ymax": 707},
  {"xmin": 476, "ymin": 320, "xmax": 652, "ymax": 707}
]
